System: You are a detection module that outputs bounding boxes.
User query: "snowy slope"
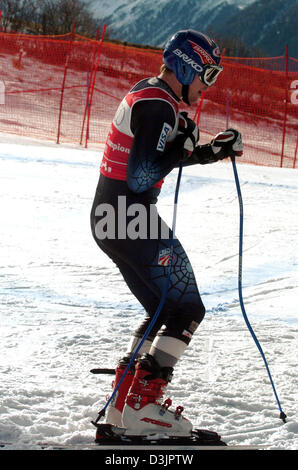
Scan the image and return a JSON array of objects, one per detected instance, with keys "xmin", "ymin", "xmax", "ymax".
[
  {"xmin": 90, "ymin": 0, "xmax": 128, "ymax": 18},
  {"xmin": 0, "ymin": 133, "xmax": 297, "ymax": 450}
]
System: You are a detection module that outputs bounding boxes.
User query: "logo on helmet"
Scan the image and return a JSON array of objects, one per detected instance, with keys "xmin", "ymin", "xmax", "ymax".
[
  {"xmin": 213, "ymin": 46, "xmax": 221, "ymax": 58},
  {"xmin": 173, "ymin": 48, "xmax": 203, "ymax": 73},
  {"xmin": 188, "ymin": 40, "xmax": 216, "ymax": 65}
]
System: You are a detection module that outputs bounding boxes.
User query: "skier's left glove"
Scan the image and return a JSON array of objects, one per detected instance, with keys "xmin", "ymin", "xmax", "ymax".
[
  {"xmin": 177, "ymin": 112, "xmax": 199, "ymax": 153},
  {"xmin": 210, "ymin": 128, "xmax": 243, "ymax": 159},
  {"xmin": 190, "ymin": 128, "xmax": 243, "ymax": 165}
]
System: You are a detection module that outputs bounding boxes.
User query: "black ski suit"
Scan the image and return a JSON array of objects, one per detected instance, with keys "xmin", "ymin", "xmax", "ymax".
[{"xmin": 90, "ymin": 77, "xmax": 207, "ymax": 345}]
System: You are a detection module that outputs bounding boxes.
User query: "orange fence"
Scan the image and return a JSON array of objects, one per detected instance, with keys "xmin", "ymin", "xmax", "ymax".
[{"xmin": 0, "ymin": 31, "xmax": 297, "ymax": 168}]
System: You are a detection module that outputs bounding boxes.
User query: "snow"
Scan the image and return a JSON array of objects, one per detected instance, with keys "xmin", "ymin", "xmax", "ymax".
[
  {"xmin": 0, "ymin": 132, "xmax": 297, "ymax": 450},
  {"xmin": 90, "ymin": 0, "xmax": 258, "ymax": 47},
  {"xmin": 90, "ymin": 0, "xmax": 257, "ymax": 21}
]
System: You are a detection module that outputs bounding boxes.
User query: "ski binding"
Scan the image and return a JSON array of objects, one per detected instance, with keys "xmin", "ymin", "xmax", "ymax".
[{"xmin": 93, "ymin": 423, "xmax": 227, "ymax": 447}]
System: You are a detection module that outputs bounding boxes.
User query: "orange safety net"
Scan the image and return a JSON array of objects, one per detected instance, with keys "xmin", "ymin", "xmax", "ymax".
[{"xmin": 0, "ymin": 32, "xmax": 297, "ymax": 168}]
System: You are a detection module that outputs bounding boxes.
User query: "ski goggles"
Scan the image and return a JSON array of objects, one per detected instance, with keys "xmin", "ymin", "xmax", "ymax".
[{"xmin": 199, "ymin": 64, "xmax": 223, "ymax": 86}]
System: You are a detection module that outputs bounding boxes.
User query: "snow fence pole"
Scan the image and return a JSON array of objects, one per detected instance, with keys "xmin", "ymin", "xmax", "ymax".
[
  {"xmin": 227, "ymin": 91, "xmax": 286, "ymax": 422},
  {"xmin": 57, "ymin": 22, "xmax": 76, "ymax": 144},
  {"xmin": 80, "ymin": 28, "xmax": 100, "ymax": 146},
  {"xmin": 92, "ymin": 161, "xmax": 184, "ymax": 424},
  {"xmin": 85, "ymin": 24, "xmax": 107, "ymax": 148}
]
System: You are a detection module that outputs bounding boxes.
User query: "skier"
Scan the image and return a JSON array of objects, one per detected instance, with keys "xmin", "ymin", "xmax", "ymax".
[{"xmin": 90, "ymin": 29, "xmax": 243, "ymax": 436}]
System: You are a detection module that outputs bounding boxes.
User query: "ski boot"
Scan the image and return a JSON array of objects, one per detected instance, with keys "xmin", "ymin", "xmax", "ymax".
[
  {"xmin": 104, "ymin": 355, "xmax": 135, "ymax": 427},
  {"xmin": 122, "ymin": 354, "xmax": 192, "ymax": 436}
]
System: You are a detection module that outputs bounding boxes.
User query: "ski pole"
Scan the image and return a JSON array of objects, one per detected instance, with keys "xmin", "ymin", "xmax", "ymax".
[
  {"xmin": 92, "ymin": 161, "xmax": 184, "ymax": 424},
  {"xmin": 231, "ymin": 155, "xmax": 287, "ymax": 423}
]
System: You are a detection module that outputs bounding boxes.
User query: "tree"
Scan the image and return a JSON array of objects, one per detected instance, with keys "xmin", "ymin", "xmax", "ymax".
[
  {"xmin": 0, "ymin": 0, "xmax": 105, "ymax": 38},
  {"xmin": 38, "ymin": 0, "xmax": 99, "ymax": 37},
  {"xmin": 0, "ymin": 0, "xmax": 39, "ymax": 32}
]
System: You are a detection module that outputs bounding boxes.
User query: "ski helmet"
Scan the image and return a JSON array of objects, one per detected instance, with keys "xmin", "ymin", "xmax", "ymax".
[{"xmin": 163, "ymin": 30, "xmax": 222, "ymax": 88}]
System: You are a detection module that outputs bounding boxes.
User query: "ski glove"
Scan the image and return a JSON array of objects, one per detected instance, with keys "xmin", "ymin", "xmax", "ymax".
[
  {"xmin": 189, "ymin": 128, "xmax": 243, "ymax": 165},
  {"xmin": 177, "ymin": 112, "xmax": 199, "ymax": 153},
  {"xmin": 183, "ymin": 128, "xmax": 243, "ymax": 166},
  {"xmin": 211, "ymin": 128, "xmax": 243, "ymax": 159}
]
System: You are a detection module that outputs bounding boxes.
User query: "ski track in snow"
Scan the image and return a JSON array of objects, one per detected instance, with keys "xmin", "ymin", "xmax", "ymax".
[{"xmin": 0, "ymin": 134, "xmax": 297, "ymax": 450}]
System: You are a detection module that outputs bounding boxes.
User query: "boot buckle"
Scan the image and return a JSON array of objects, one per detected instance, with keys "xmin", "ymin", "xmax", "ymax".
[
  {"xmin": 130, "ymin": 394, "xmax": 142, "ymax": 409},
  {"xmin": 159, "ymin": 398, "xmax": 172, "ymax": 415},
  {"xmin": 175, "ymin": 405, "xmax": 184, "ymax": 420}
]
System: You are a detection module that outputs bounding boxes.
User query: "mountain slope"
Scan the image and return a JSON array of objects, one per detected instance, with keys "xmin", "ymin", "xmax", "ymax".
[
  {"xmin": 213, "ymin": 0, "xmax": 297, "ymax": 57},
  {"xmin": 90, "ymin": 0, "xmax": 297, "ymax": 57},
  {"xmin": 90, "ymin": 0, "xmax": 256, "ymax": 46}
]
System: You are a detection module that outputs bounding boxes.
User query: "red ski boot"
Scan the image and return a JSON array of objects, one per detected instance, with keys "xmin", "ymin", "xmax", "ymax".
[
  {"xmin": 122, "ymin": 354, "xmax": 192, "ymax": 436},
  {"xmin": 105, "ymin": 356, "xmax": 135, "ymax": 427}
]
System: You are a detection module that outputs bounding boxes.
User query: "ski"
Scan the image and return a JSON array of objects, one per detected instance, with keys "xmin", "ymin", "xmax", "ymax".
[
  {"xmin": 0, "ymin": 440, "xmax": 266, "ymax": 451},
  {"xmin": 0, "ymin": 441, "xmax": 98, "ymax": 450},
  {"xmin": 94, "ymin": 422, "xmax": 226, "ymax": 447}
]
